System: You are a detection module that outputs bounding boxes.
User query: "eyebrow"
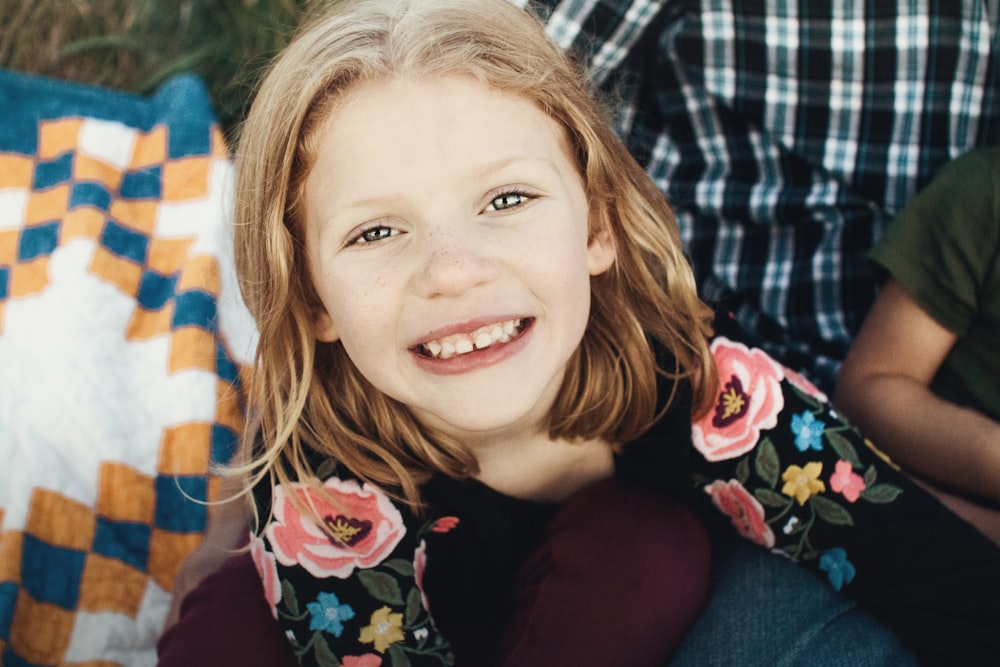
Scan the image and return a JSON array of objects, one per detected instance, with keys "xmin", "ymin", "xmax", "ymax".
[
  {"xmin": 471, "ymin": 155, "xmax": 561, "ymax": 180},
  {"xmin": 332, "ymin": 155, "xmax": 562, "ymax": 214}
]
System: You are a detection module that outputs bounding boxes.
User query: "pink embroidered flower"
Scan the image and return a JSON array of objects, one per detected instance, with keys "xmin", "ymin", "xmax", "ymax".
[
  {"xmin": 249, "ymin": 530, "xmax": 282, "ymax": 618},
  {"xmin": 704, "ymin": 479, "xmax": 776, "ymax": 548},
  {"xmin": 783, "ymin": 367, "xmax": 829, "ymax": 403},
  {"xmin": 266, "ymin": 477, "xmax": 405, "ymax": 579},
  {"xmin": 431, "ymin": 516, "xmax": 460, "ymax": 533},
  {"xmin": 830, "ymin": 460, "xmax": 866, "ymax": 502},
  {"xmin": 342, "ymin": 655, "xmax": 382, "ymax": 667},
  {"xmin": 693, "ymin": 338, "xmax": 785, "ymax": 461}
]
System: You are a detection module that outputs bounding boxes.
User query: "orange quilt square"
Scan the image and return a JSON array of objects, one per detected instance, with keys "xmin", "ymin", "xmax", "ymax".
[
  {"xmin": 96, "ymin": 462, "xmax": 156, "ymax": 525},
  {"xmin": 24, "ymin": 489, "xmax": 96, "ymax": 551},
  {"xmin": 157, "ymin": 422, "xmax": 212, "ymax": 476},
  {"xmin": 38, "ymin": 118, "xmax": 83, "ymax": 160},
  {"xmin": 9, "ymin": 591, "xmax": 75, "ymax": 664},
  {"xmin": 78, "ymin": 554, "xmax": 147, "ymax": 615}
]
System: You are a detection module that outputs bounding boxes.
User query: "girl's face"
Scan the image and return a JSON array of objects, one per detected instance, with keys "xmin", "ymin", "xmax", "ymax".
[{"xmin": 304, "ymin": 75, "xmax": 615, "ymax": 449}]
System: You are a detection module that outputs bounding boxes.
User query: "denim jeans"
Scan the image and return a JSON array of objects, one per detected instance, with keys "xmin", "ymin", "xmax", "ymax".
[{"xmin": 670, "ymin": 542, "xmax": 917, "ymax": 667}]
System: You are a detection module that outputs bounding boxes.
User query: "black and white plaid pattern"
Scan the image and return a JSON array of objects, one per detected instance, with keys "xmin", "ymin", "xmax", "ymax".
[{"xmin": 537, "ymin": 0, "xmax": 999, "ymax": 389}]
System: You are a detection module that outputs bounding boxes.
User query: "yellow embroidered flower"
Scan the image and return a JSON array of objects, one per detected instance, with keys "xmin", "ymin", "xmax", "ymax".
[
  {"xmin": 781, "ymin": 462, "xmax": 826, "ymax": 505},
  {"xmin": 359, "ymin": 606, "xmax": 405, "ymax": 653}
]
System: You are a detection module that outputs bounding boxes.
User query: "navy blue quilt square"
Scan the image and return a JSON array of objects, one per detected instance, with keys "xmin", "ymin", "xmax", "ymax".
[
  {"xmin": 92, "ymin": 518, "xmax": 151, "ymax": 572},
  {"xmin": 32, "ymin": 153, "xmax": 72, "ymax": 190},
  {"xmin": 120, "ymin": 166, "xmax": 162, "ymax": 199},
  {"xmin": 17, "ymin": 222, "xmax": 60, "ymax": 262},
  {"xmin": 20, "ymin": 536, "xmax": 85, "ymax": 610},
  {"xmin": 171, "ymin": 289, "xmax": 216, "ymax": 330},
  {"xmin": 154, "ymin": 475, "xmax": 208, "ymax": 533},
  {"xmin": 211, "ymin": 423, "xmax": 239, "ymax": 466},
  {"xmin": 69, "ymin": 181, "xmax": 112, "ymax": 212},
  {"xmin": 136, "ymin": 270, "xmax": 179, "ymax": 311},
  {"xmin": 100, "ymin": 219, "xmax": 149, "ymax": 264}
]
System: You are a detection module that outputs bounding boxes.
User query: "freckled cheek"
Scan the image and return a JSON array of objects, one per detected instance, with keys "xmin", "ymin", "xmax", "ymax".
[{"xmin": 326, "ymin": 274, "xmax": 397, "ymax": 345}]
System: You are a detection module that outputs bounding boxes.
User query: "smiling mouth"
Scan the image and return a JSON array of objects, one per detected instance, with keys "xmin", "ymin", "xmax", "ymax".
[{"xmin": 415, "ymin": 318, "xmax": 530, "ymax": 360}]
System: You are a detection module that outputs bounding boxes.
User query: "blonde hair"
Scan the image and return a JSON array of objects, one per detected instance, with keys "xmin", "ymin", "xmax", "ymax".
[{"xmin": 234, "ymin": 0, "xmax": 717, "ymax": 510}]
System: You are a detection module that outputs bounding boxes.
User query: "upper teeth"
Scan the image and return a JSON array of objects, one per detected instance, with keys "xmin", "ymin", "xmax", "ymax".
[{"xmin": 421, "ymin": 319, "xmax": 523, "ymax": 359}]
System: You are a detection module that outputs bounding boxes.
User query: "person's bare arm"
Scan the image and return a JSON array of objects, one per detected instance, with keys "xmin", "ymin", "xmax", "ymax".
[{"xmin": 835, "ymin": 279, "xmax": 1000, "ymax": 502}]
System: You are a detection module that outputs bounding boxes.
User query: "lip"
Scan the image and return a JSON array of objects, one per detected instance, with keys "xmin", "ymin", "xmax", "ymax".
[{"xmin": 409, "ymin": 316, "xmax": 534, "ymax": 375}]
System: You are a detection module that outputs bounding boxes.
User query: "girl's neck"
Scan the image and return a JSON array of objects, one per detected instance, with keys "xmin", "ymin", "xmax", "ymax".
[{"xmin": 473, "ymin": 435, "xmax": 615, "ymax": 503}]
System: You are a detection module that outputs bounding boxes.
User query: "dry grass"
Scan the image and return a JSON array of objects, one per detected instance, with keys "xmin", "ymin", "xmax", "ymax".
[{"xmin": 0, "ymin": 0, "xmax": 319, "ymax": 138}]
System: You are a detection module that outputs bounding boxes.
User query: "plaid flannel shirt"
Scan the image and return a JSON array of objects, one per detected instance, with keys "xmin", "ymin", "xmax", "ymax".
[{"xmin": 538, "ymin": 0, "xmax": 1000, "ymax": 389}]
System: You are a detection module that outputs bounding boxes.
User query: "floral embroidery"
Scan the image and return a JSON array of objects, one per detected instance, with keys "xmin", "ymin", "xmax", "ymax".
[
  {"xmin": 704, "ymin": 479, "xmax": 776, "ymax": 547},
  {"xmin": 263, "ymin": 493, "xmax": 455, "ymax": 665},
  {"xmin": 791, "ymin": 411, "xmax": 825, "ymax": 452},
  {"xmin": 692, "ymin": 337, "xmax": 785, "ymax": 461},
  {"xmin": 307, "ymin": 591, "xmax": 356, "ymax": 637},
  {"xmin": 781, "ymin": 462, "xmax": 826, "ymax": 505},
  {"xmin": 360, "ymin": 606, "xmax": 406, "ymax": 653},
  {"xmin": 342, "ymin": 656, "xmax": 383, "ymax": 667},
  {"xmin": 430, "ymin": 516, "xmax": 460, "ymax": 533},
  {"xmin": 249, "ymin": 531, "xmax": 282, "ymax": 618},
  {"xmin": 266, "ymin": 477, "xmax": 406, "ymax": 579},
  {"xmin": 783, "ymin": 367, "xmax": 829, "ymax": 403},
  {"xmin": 819, "ymin": 548, "xmax": 856, "ymax": 591},
  {"xmin": 694, "ymin": 345, "xmax": 906, "ymax": 593},
  {"xmin": 830, "ymin": 460, "xmax": 866, "ymax": 502}
]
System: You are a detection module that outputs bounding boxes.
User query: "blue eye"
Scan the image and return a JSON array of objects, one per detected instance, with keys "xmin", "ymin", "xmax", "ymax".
[
  {"xmin": 352, "ymin": 225, "xmax": 397, "ymax": 244},
  {"xmin": 486, "ymin": 191, "xmax": 529, "ymax": 212}
]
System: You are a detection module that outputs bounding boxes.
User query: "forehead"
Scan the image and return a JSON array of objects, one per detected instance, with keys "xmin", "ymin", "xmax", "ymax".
[{"xmin": 307, "ymin": 74, "xmax": 578, "ymax": 187}]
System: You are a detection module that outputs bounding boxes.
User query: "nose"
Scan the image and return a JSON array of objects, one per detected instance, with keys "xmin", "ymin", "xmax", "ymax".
[{"xmin": 413, "ymin": 229, "xmax": 498, "ymax": 299}]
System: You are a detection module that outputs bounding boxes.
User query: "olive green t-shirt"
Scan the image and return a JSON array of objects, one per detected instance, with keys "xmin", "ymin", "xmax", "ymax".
[{"xmin": 869, "ymin": 146, "xmax": 1000, "ymax": 422}]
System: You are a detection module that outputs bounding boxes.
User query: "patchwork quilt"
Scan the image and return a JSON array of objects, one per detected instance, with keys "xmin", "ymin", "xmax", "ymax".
[{"xmin": 0, "ymin": 69, "xmax": 255, "ymax": 666}]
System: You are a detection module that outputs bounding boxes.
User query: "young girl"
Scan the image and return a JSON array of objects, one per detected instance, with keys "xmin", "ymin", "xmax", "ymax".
[{"xmin": 160, "ymin": 0, "xmax": 1000, "ymax": 664}]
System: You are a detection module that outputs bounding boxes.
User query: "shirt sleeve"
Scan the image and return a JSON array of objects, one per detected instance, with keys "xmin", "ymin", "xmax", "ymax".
[
  {"xmin": 680, "ymin": 332, "xmax": 1000, "ymax": 661},
  {"xmin": 252, "ymin": 473, "xmax": 457, "ymax": 666},
  {"xmin": 869, "ymin": 147, "xmax": 1000, "ymax": 337}
]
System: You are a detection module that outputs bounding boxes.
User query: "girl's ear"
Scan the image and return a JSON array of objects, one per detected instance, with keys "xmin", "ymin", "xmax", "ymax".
[
  {"xmin": 587, "ymin": 210, "xmax": 616, "ymax": 276},
  {"xmin": 313, "ymin": 308, "xmax": 340, "ymax": 342}
]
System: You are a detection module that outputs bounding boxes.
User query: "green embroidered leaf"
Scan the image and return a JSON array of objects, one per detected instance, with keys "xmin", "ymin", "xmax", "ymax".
[
  {"xmin": 405, "ymin": 586, "xmax": 423, "ymax": 626},
  {"xmin": 388, "ymin": 644, "xmax": 411, "ymax": 667},
  {"xmin": 383, "ymin": 558, "xmax": 415, "ymax": 577},
  {"xmin": 315, "ymin": 458, "xmax": 339, "ymax": 480},
  {"xmin": 282, "ymin": 579, "xmax": 300, "ymax": 616},
  {"xmin": 444, "ymin": 653, "xmax": 456, "ymax": 666},
  {"xmin": 826, "ymin": 430, "xmax": 862, "ymax": 468},
  {"xmin": 313, "ymin": 634, "xmax": 341, "ymax": 667},
  {"xmin": 810, "ymin": 495, "xmax": 854, "ymax": 526},
  {"xmin": 736, "ymin": 457, "xmax": 750, "ymax": 485},
  {"xmin": 358, "ymin": 570, "xmax": 405, "ymax": 605},
  {"xmin": 791, "ymin": 385, "xmax": 824, "ymax": 411},
  {"xmin": 861, "ymin": 483, "xmax": 904, "ymax": 504},
  {"xmin": 755, "ymin": 488, "xmax": 791, "ymax": 508},
  {"xmin": 755, "ymin": 438, "xmax": 780, "ymax": 488},
  {"xmin": 863, "ymin": 464, "xmax": 877, "ymax": 487}
]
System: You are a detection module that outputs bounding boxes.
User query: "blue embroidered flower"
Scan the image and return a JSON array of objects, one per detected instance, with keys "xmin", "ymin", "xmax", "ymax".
[
  {"xmin": 819, "ymin": 548, "xmax": 856, "ymax": 591},
  {"xmin": 791, "ymin": 411, "xmax": 825, "ymax": 452},
  {"xmin": 307, "ymin": 591, "xmax": 356, "ymax": 636}
]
